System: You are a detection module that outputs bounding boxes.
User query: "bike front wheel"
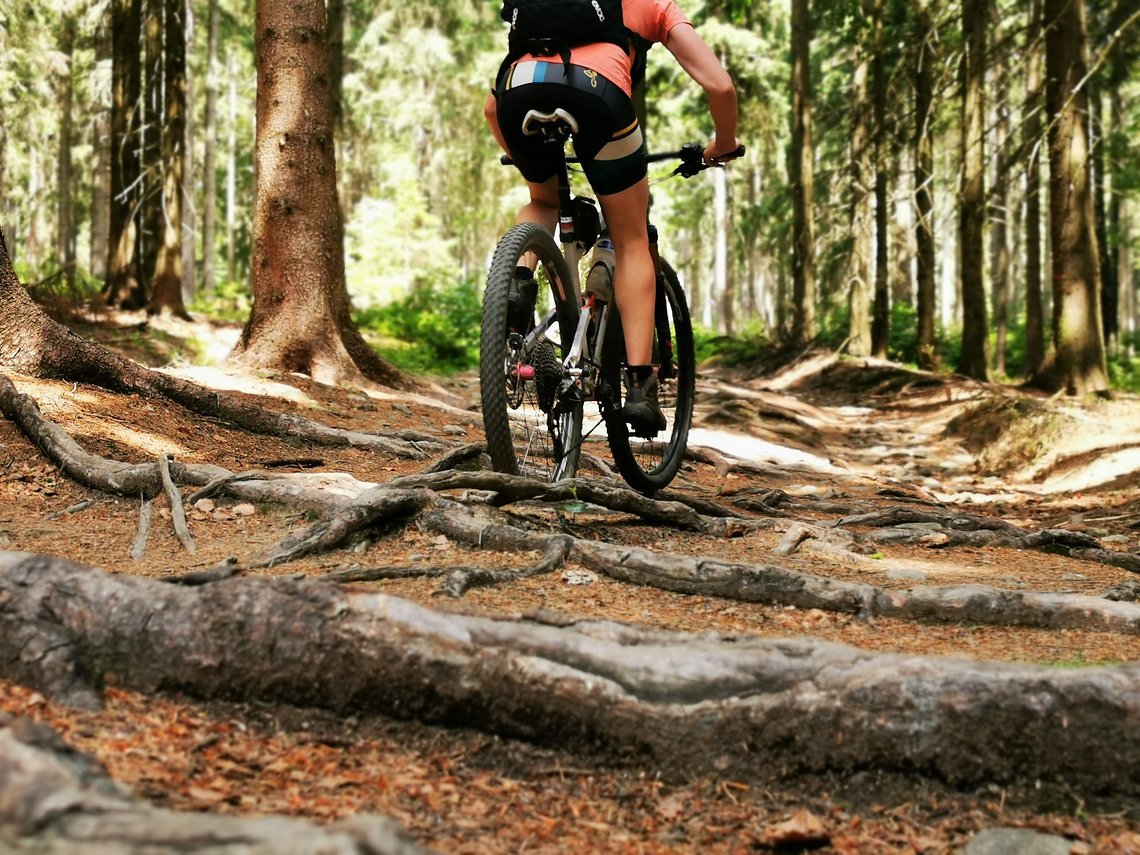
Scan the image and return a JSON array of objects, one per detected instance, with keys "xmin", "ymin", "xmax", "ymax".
[
  {"xmin": 480, "ymin": 222, "xmax": 583, "ymax": 481},
  {"xmin": 602, "ymin": 259, "xmax": 695, "ymax": 495}
]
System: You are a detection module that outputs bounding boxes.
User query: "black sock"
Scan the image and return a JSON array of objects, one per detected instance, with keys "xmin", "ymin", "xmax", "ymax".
[{"xmin": 627, "ymin": 364, "xmax": 654, "ymax": 387}]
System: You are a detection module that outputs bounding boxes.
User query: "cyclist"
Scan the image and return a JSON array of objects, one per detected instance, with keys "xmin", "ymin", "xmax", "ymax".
[{"xmin": 485, "ymin": 0, "xmax": 739, "ymax": 436}]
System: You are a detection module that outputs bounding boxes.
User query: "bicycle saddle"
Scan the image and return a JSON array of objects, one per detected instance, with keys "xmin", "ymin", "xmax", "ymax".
[{"xmin": 521, "ymin": 108, "xmax": 579, "ymax": 136}]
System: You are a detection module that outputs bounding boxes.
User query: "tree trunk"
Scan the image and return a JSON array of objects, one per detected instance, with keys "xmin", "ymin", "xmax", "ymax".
[
  {"xmin": 147, "ymin": 0, "xmax": 190, "ymax": 318},
  {"xmin": 869, "ymin": 0, "xmax": 890, "ymax": 359},
  {"xmin": 789, "ymin": 0, "xmax": 816, "ymax": 347},
  {"xmin": 715, "ymin": 167, "xmax": 734, "ymax": 335},
  {"xmin": 233, "ymin": 0, "xmax": 406, "ymax": 388},
  {"xmin": 956, "ymin": 0, "xmax": 989, "ymax": 380},
  {"xmin": 3, "ymin": 554, "xmax": 1140, "ymax": 800},
  {"xmin": 180, "ymin": 0, "xmax": 197, "ymax": 306},
  {"xmin": 226, "ymin": 49, "xmax": 238, "ymax": 284},
  {"xmin": 55, "ymin": 13, "xmax": 76, "ymax": 289},
  {"xmin": 1092, "ymin": 90, "xmax": 1117, "ymax": 350},
  {"xmin": 201, "ymin": 0, "xmax": 220, "ymax": 294},
  {"xmin": 990, "ymin": 33, "xmax": 1011, "ymax": 377},
  {"xmin": 847, "ymin": 26, "xmax": 873, "ymax": 358},
  {"xmin": 141, "ymin": 0, "xmax": 164, "ymax": 298},
  {"xmin": 106, "ymin": 0, "xmax": 144, "ymax": 309},
  {"xmin": 1024, "ymin": 0, "xmax": 1046, "ymax": 375},
  {"xmin": 1030, "ymin": 0, "xmax": 1109, "ymax": 395}
]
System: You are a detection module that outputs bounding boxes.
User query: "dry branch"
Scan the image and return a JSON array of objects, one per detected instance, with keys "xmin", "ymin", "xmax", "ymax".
[
  {"xmin": 0, "ymin": 715, "xmax": 428, "ymax": 853},
  {"xmin": 2, "ymin": 553, "xmax": 1139, "ymax": 799}
]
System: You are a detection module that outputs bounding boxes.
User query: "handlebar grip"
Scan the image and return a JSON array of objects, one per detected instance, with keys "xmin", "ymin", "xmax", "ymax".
[{"xmin": 500, "ymin": 155, "xmax": 514, "ymax": 166}]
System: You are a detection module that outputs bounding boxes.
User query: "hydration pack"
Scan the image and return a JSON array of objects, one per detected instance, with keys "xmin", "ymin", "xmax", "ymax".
[{"xmin": 500, "ymin": 0, "xmax": 630, "ymax": 69}]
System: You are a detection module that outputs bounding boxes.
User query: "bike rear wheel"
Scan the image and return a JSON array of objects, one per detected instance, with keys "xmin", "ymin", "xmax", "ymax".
[
  {"xmin": 480, "ymin": 222, "xmax": 583, "ymax": 481},
  {"xmin": 602, "ymin": 259, "xmax": 695, "ymax": 495}
]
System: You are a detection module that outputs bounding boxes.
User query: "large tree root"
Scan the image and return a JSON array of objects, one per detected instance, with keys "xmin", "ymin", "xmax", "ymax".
[
  {"xmin": 2, "ymin": 553, "xmax": 1139, "ymax": 799},
  {"xmin": 8, "ymin": 376, "xmax": 1140, "ymax": 636},
  {"xmin": 0, "ymin": 714, "xmax": 428, "ymax": 854}
]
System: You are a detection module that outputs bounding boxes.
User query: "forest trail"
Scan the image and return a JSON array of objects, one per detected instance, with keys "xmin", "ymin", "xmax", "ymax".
[{"xmin": 3, "ymin": 313, "xmax": 1140, "ymax": 852}]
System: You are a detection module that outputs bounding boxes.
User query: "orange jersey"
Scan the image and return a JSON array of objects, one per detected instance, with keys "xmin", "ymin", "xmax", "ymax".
[{"xmin": 517, "ymin": 0, "xmax": 692, "ymax": 96}]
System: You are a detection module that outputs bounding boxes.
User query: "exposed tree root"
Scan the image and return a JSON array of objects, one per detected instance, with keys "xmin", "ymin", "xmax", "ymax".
[
  {"xmin": 839, "ymin": 505, "xmax": 1140, "ymax": 575},
  {"xmin": 0, "ymin": 715, "xmax": 427, "ymax": 854},
  {"xmin": 2, "ymin": 553, "xmax": 1139, "ymax": 800},
  {"xmin": 418, "ymin": 503, "xmax": 1140, "ymax": 635}
]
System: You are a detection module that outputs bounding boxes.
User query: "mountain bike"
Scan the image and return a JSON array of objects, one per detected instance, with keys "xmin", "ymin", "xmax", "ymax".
[{"xmin": 480, "ymin": 107, "xmax": 743, "ymax": 494}]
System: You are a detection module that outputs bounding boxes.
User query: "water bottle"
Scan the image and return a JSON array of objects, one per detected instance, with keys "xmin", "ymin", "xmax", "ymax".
[{"xmin": 585, "ymin": 233, "xmax": 615, "ymax": 302}]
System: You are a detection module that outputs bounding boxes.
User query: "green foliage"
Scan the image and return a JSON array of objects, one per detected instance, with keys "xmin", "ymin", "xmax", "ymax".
[
  {"xmin": 354, "ymin": 277, "xmax": 482, "ymax": 375},
  {"xmin": 694, "ymin": 319, "xmax": 772, "ymax": 366},
  {"xmin": 189, "ymin": 280, "xmax": 253, "ymax": 323}
]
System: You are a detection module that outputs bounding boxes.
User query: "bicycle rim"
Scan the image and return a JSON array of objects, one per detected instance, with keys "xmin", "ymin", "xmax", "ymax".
[
  {"xmin": 603, "ymin": 260, "xmax": 695, "ymax": 495},
  {"xmin": 480, "ymin": 222, "xmax": 582, "ymax": 482}
]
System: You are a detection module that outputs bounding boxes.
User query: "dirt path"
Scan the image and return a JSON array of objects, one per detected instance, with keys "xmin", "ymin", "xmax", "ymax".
[{"xmin": 2, "ymin": 315, "xmax": 1140, "ymax": 851}]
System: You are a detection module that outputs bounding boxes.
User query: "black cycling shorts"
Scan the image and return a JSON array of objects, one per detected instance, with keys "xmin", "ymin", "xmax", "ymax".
[{"xmin": 495, "ymin": 61, "xmax": 647, "ymax": 196}]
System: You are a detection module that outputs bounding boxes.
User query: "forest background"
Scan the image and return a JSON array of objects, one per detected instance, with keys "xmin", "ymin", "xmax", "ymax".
[{"xmin": 1, "ymin": 0, "xmax": 1136, "ymax": 389}]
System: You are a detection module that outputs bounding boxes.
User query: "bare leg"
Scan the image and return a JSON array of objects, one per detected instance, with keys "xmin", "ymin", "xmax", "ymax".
[{"xmin": 598, "ymin": 177, "xmax": 653, "ymax": 365}]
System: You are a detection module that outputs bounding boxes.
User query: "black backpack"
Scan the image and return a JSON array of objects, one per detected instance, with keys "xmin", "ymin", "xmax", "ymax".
[{"xmin": 500, "ymin": 0, "xmax": 631, "ymax": 70}]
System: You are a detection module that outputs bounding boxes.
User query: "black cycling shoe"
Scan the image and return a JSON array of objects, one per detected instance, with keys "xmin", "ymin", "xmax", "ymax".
[{"xmin": 623, "ymin": 371, "xmax": 667, "ymax": 437}]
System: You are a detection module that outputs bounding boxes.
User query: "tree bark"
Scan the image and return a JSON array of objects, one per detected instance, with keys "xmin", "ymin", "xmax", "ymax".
[
  {"xmin": 989, "ymin": 33, "xmax": 1011, "ymax": 377},
  {"xmin": 788, "ymin": 0, "xmax": 816, "ymax": 347},
  {"xmin": 956, "ymin": 0, "xmax": 989, "ymax": 381},
  {"xmin": 147, "ymin": 0, "xmax": 190, "ymax": 318},
  {"xmin": 233, "ymin": 0, "xmax": 406, "ymax": 388},
  {"xmin": 0, "ymin": 716, "xmax": 427, "ymax": 853},
  {"xmin": 913, "ymin": 0, "xmax": 937, "ymax": 371},
  {"xmin": 3, "ymin": 554, "xmax": 1140, "ymax": 800},
  {"xmin": 55, "ymin": 13, "xmax": 76, "ymax": 289},
  {"xmin": 869, "ymin": 0, "xmax": 890, "ymax": 359},
  {"xmin": 106, "ymin": 0, "xmax": 144, "ymax": 309},
  {"xmin": 1030, "ymin": 0, "xmax": 1109, "ymax": 395},
  {"xmin": 1024, "ymin": 0, "xmax": 1046, "ymax": 375},
  {"xmin": 201, "ymin": 0, "xmax": 220, "ymax": 294},
  {"xmin": 847, "ymin": 21, "xmax": 873, "ymax": 358}
]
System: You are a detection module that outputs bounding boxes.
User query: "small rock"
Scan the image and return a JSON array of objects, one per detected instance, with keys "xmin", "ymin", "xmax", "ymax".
[
  {"xmin": 1102, "ymin": 534, "xmax": 1130, "ymax": 545},
  {"xmin": 997, "ymin": 574, "xmax": 1027, "ymax": 589},
  {"xmin": 1061, "ymin": 573, "xmax": 1087, "ymax": 582},
  {"xmin": 232, "ymin": 503, "xmax": 256, "ymax": 516},
  {"xmin": 962, "ymin": 828, "xmax": 1074, "ymax": 855},
  {"xmin": 561, "ymin": 569, "xmax": 597, "ymax": 586},
  {"xmin": 442, "ymin": 425, "xmax": 467, "ymax": 436},
  {"xmin": 193, "ymin": 498, "xmax": 216, "ymax": 512},
  {"xmin": 0, "ymin": 531, "xmax": 11, "ymax": 549}
]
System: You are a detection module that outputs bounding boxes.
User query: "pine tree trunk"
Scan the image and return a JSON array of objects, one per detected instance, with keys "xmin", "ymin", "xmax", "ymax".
[
  {"xmin": 181, "ymin": 0, "xmax": 197, "ymax": 306},
  {"xmin": 1033, "ymin": 0, "xmax": 1108, "ymax": 395},
  {"xmin": 912, "ymin": 0, "xmax": 930, "ymax": 371},
  {"xmin": 226, "ymin": 49, "xmax": 239, "ymax": 285},
  {"xmin": 107, "ymin": 0, "xmax": 144, "ymax": 308},
  {"xmin": 789, "ymin": 0, "xmax": 816, "ymax": 347},
  {"xmin": 956, "ymin": 0, "xmax": 989, "ymax": 380},
  {"xmin": 869, "ymin": 0, "xmax": 889, "ymax": 359},
  {"xmin": 233, "ymin": 0, "xmax": 406, "ymax": 388},
  {"xmin": 141, "ymin": 0, "xmax": 164, "ymax": 298},
  {"xmin": 990, "ymin": 36, "xmax": 1011, "ymax": 377},
  {"xmin": 1092, "ymin": 90, "xmax": 1117, "ymax": 350},
  {"xmin": 847, "ymin": 28, "xmax": 873, "ymax": 357},
  {"xmin": 1024, "ymin": 0, "xmax": 1046, "ymax": 375},
  {"xmin": 201, "ymin": 0, "xmax": 220, "ymax": 294},
  {"xmin": 148, "ymin": 0, "xmax": 189, "ymax": 318},
  {"xmin": 55, "ymin": 14, "xmax": 76, "ymax": 288}
]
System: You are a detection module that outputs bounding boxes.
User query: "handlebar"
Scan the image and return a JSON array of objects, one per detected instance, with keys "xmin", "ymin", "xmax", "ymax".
[{"xmin": 499, "ymin": 142, "xmax": 746, "ymax": 178}]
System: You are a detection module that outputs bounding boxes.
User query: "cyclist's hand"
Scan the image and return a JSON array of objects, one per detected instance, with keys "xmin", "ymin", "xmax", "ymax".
[{"xmin": 704, "ymin": 139, "xmax": 744, "ymax": 165}]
